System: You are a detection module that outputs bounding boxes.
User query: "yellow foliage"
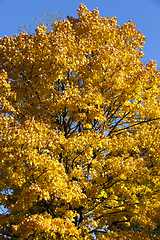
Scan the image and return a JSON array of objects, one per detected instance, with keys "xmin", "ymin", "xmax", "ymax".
[{"xmin": 0, "ymin": 4, "xmax": 160, "ymax": 239}]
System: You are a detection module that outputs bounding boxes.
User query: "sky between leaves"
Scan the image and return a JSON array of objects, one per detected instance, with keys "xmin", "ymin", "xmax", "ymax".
[{"xmin": 0, "ymin": 0, "xmax": 160, "ymax": 68}]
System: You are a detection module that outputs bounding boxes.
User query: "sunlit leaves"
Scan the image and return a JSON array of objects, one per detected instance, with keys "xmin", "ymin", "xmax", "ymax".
[{"xmin": 0, "ymin": 3, "xmax": 160, "ymax": 240}]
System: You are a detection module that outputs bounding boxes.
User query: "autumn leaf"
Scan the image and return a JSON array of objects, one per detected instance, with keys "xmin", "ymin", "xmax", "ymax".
[{"xmin": 0, "ymin": 4, "xmax": 160, "ymax": 240}]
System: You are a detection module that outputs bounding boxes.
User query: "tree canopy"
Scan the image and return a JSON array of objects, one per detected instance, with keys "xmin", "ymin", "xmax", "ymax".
[{"xmin": 0, "ymin": 4, "xmax": 160, "ymax": 240}]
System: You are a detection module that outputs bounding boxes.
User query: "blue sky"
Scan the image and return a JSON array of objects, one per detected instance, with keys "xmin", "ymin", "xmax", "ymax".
[{"xmin": 0, "ymin": 0, "xmax": 160, "ymax": 68}]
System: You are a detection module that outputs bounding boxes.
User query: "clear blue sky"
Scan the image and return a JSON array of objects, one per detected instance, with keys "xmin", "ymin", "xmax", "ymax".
[{"xmin": 0, "ymin": 0, "xmax": 160, "ymax": 68}]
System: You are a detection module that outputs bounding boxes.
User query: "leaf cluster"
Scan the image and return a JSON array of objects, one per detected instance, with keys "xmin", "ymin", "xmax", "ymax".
[{"xmin": 0, "ymin": 4, "xmax": 160, "ymax": 240}]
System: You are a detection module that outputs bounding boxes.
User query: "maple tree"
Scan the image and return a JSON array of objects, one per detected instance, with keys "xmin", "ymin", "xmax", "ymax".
[{"xmin": 0, "ymin": 4, "xmax": 160, "ymax": 239}]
